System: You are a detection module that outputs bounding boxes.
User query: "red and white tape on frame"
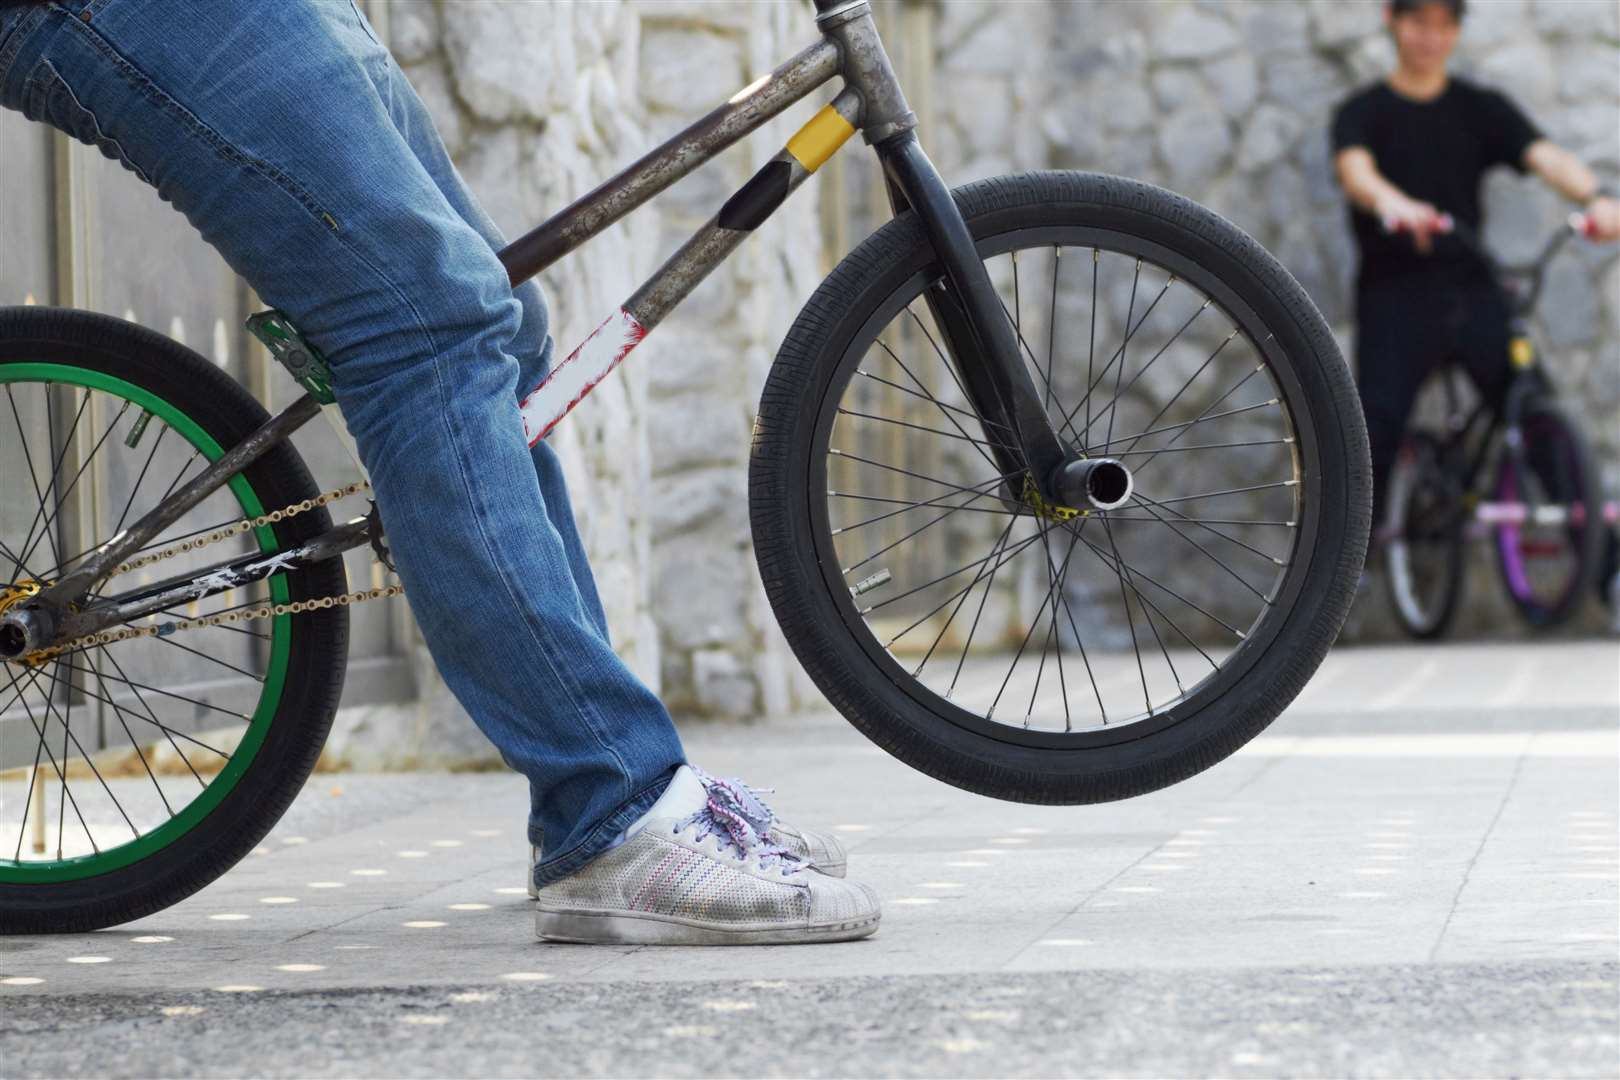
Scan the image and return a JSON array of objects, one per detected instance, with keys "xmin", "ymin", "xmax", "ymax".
[{"xmin": 518, "ymin": 309, "xmax": 648, "ymax": 446}]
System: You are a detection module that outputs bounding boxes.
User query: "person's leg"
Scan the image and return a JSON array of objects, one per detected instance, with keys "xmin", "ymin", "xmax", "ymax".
[
  {"xmin": 0, "ymin": 0, "xmax": 679, "ymax": 884},
  {"xmin": 1354, "ymin": 282, "xmax": 1436, "ymax": 525},
  {"xmin": 334, "ymin": 7, "xmax": 613, "ymax": 646}
]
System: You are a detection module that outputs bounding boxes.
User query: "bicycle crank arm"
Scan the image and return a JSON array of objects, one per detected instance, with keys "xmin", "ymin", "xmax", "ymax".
[
  {"xmin": 878, "ymin": 132, "xmax": 1078, "ymax": 500},
  {"xmin": 3, "ymin": 517, "xmax": 372, "ymax": 657}
]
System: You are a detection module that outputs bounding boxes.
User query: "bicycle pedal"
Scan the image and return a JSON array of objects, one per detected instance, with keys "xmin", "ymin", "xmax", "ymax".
[{"xmin": 247, "ymin": 309, "xmax": 336, "ymax": 405}]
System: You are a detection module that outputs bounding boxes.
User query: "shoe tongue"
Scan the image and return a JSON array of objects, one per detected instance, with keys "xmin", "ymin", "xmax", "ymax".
[{"xmin": 646, "ymin": 764, "xmax": 709, "ymax": 820}]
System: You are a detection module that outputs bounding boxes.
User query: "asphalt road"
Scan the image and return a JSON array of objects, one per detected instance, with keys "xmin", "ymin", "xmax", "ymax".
[{"xmin": 2, "ymin": 641, "xmax": 1617, "ymax": 1078}]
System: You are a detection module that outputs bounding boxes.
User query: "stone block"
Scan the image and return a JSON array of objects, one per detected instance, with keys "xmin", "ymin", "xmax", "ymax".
[
  {"xmin": 1204, "ymin": 52, "xmax": 1259, "ymax": 116},
  {"xmin": 1262, "ymin": 51, "xmax": 1348, "ymax": 120},
  {"xmin": 1152, "ymin": 66, "xmax": 1210, "ymax": 112},
  {"xmin": 1155, "ymin": 5, "xmax": 1242, "ymax": 62},
  {"xmin": 1539, "ymin": 255, "xmax": 1602, "ymax": 349},
  {"xmin": 691, "ymin": 648, "xmax": 758, "ymax": 718},
  {"xmin": 1103, "ymin": 82, "xmax": 1159, "ymax": 134},
  {"xmin": 1547, "ymin": 103, "xmax": 1620, "ymax": 167},
  {"xmin": 1556, "ymin": 42, "xmax": 1620, "ymax": 102},
  {"xmin": 1238, "ymin": 104, "xmax": 1305, "ymax": 171},
  {"xmin": 1157, "ymin": 108, "xmax": 1233, "ymax": 191},
  {"xmin": 1475, "ymin": 39, "xmax": 1557, "ymax": 106},
  {"xmin": 652, "ymin": 533, "xmax": 750, "ymax": 649},
  {"xmin": 638, "ymin": 25, "xmax": 746, "ymax": 115},
  {"xmin": 1532, "ymin": 0, "xmax": 1619, "ymax": 37},
  {"xmin": 1462, "ymin": 0, "xmax": 1529, "ymax": 48},
  {"xmin": 647, "ymin": 465, "xmax": 748, "ymax": 538},
  {"xmin": 385, "ymin": 0, "xmax": 437, "ymax": 64},
  {"xmin": 1309, "ymin": 0, "xmax": 1379, "ymax": 50},
  {"xmin": 444, "ymin": 1, "xmax": 570, "ymax": 122},
  {"xmin": 1244, "ymin": 3, "xmax": 1311, "ymax": 54}
]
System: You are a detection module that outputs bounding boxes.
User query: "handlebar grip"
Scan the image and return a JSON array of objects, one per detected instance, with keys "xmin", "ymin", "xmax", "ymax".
[
  {"xmin": 1380, "ymin": 212, "xmax": 1454, "ymax": 235},
  {"xmin": 1569, "ymin": 211, "xmax": 1598, "ymax": 239}
]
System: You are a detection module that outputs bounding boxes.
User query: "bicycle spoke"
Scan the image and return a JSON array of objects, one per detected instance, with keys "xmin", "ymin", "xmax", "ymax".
[
  {"xmin": 832, "ymin": 470, "xmax": 1019, "ymax": 537},
  {"xmin": 913, "ymin": 511, "xmax": 1021, "ymax": 679},
  {"xmin": 49, "ymin": 657, "xmax": 250, "ymax": 724},
  {"xmin": 85, "ymin": 653, "xmax": 176, "ymax": 817},
  {"xmin": 836, "ymin": 407, "xmax": 1001, "ymax": 450},
  {"xmin": 866, "ymin": 521, "xmax": 1057, "ymax": 618},
  {"xmin": 1131, "ymin": 499, "xmax": 1270, "ymax": 603},
  {"xmin": 1136, "ymin": 480, "xmax": 1296, "ymax": 509},
  {"xmin": 1109, "ymin": 330, "xmax": 1241, "ymax": 459},
  {"xmin": 1104, "ymin": 514, "xmax": 1183, "ymax": 697},
  {"xmin": 1086, "ymin": 300, "xmax": 1213, "ymax": 455},
  {"xmin": 18, "ymin": 401, "xmax": 132, "ymax": 573},
  {"xmin": 97, "ymin": 645, "xmax": 214, "ymax": 786},
  {"xmin": 1075, "ymin": 518, "xmax": 1216, "ymax": 670},
  {"xmin": 1099, "ymin": 512, "xmax": 1152, "ymax": 715},
  {"xmin": 13, "ymin": 679, "xmax": 98, "ymax": 857},
  {"xmin": 1128, "ymin": 491, "xmax": 1288, "ymax": 568},
  {"xmin": 841, "ymin": 479, "xmax": 1017, "ymax": 578},
  {"xmin": 853, "ymin": 367, "xmax": 1013, "ymax": 434},
  {"xmin": 111, "ymin": 422, "xmax": 170, "ymax": 538},
  {"xmin": 18, "ymin": 665, "xmax": 137, "ymax": 843},
  {"xmin": 872, "ymin": 339, "xmax": 1004, "ymax": 476},
  {"xmin": 1065, "ymin": 523, "xmax": 1247, "ymax": 640},
  {"xmin": 17, "ymin": 382, "xmax": 90, "ymax": 573}
]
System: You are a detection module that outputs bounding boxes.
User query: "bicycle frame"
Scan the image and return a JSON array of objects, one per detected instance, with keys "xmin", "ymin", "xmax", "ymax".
[{"xmin": 4, "ymin": 0, "xmax": 1084, "ymax": 660}]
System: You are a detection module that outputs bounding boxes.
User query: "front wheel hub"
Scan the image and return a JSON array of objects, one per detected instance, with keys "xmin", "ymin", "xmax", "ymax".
[{"xmin": 1052, "ymin": 457, "xmax": 1133, "ymax": 512}]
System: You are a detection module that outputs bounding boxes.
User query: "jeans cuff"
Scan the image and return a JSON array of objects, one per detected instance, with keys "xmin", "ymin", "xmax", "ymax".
[{"xmin": 529, "ymin": 769, "xmax": 675, "ymax": 889}]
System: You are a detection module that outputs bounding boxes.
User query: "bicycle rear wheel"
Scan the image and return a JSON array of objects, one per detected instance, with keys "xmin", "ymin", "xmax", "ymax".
[
  {"xmin": 751, "ymin": 172, "xmax": 1370, "ymax": 804},
  {"xmin": 0, "ymin": 307, "xmax": 348, "ymax": 933},
  {"xmin": 1492, "ymin": 398, "xmax": 1602, "ymax": 628},
  {"xmin": 1383, "ymin": 431, "xmax": 1466, "ymax": 640}
]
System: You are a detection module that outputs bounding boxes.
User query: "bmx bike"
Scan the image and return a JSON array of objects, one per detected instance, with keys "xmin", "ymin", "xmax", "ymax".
[
  {"xmin": 1383, "ymin": 211, "xmax": 1613, "ymax": 638},
  {"xmin": 0, "ymin": 0, "xmax": 1369, "ymax": 931}
]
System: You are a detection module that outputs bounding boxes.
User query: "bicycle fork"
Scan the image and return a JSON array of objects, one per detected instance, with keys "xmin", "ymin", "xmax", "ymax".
[{"xmin": 821, "ymin": 0, "xmax": 1130, "ymax": 515}]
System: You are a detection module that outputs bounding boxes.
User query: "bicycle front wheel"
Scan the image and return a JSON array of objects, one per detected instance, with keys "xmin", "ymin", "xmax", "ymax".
[
  {"xmin": 751, "ymin": 172, "xmax": 1370, "ymax": 804},
  {"xmin": 0, "ymin": 306, "xmax": 349, "ymax": 932},
  {"xmin": 1493, "ymin": 398, "xmax": 1603, "ymax": 628}
]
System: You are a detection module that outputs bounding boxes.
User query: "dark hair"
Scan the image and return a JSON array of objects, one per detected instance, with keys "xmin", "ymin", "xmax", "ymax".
[{"xmin": 1390, "ymin": 0, "xmax": 1466, "ymax": 17}]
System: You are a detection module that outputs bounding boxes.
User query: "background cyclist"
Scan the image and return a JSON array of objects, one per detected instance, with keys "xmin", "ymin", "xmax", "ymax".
[{"xmin": 1330, "ymin": 0, "xmax": 1620, "ymax": 531}]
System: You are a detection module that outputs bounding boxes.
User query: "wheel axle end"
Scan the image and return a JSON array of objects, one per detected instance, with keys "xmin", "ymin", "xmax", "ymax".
[{"xmin": 1053, "ymin": 457, "xmax": 1133, "ymax": 511}]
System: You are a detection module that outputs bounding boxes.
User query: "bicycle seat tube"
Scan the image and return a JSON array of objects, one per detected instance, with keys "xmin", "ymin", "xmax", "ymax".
[{"xmin": 819, "ymin": 0, "xmax": 1080, "ymax": 504}]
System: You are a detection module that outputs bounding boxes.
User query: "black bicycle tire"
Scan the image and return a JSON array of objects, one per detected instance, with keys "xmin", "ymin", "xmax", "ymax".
[
  {"xmin": 1382, "ymin": 431, "xmax": 1466, "ymax": 640},
  {"xmin": 750, "ymin": 171, "xmax": 1370, "ymax": 804},
  {"xmin": 0, "ymin": 306, "xmax": 349, "ymax": 934},
  {"xmin": 1493, "ymin": 397, "xmax": 1603, "ymax": 629}
]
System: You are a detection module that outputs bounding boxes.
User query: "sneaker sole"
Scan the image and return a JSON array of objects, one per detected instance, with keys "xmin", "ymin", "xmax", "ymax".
[{"xmin": 535, "ymin": 906, "xmax": 879, "ymax": 945}]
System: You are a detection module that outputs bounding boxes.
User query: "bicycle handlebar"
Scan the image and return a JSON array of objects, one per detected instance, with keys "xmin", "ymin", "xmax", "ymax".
[{"xmin": 1379, "ymin": 210, "xmax": 1598, "ymax": 316}]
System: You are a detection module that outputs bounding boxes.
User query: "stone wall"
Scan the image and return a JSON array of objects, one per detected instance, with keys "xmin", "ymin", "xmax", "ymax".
[{"xmin": 380, "ymin": 0, "xmax": 1618, "ymax": 743}]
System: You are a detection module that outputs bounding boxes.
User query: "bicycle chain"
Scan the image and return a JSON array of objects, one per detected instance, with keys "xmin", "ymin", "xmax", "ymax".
[{"xmin": 12, "ymin": 479, "xmax": 404, "ymax": 665}]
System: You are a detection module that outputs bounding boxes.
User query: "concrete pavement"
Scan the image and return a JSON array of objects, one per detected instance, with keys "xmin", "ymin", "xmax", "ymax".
[{"xmin": 2, "ymin": 640, "xmax": 1617, "ymax": 1077}]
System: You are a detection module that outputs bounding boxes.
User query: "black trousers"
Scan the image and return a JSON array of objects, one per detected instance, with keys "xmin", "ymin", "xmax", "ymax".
[{"xmin": 1355, "ymin": 274, "xmax": 1513, "ymax": 518}]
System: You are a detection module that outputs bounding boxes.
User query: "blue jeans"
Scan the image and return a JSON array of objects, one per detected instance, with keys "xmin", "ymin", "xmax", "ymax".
[{"xmin": 0, "ymin": 0, "xmax": 684, "ymax": 886}]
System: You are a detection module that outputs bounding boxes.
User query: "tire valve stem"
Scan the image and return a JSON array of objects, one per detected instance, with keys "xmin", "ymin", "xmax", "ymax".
[
  {"xmin": 849, "ymin": 568, "xmax": 892, "ymax": 598},
  {"xmin": 125, "ymin": 409, "xmax": 154, "ymax": 449}
]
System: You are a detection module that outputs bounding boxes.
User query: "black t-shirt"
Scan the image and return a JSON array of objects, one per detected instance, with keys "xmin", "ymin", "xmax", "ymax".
[{"xmin": 1331, "ymin": 77, "xmax": 1541, "ymax": 287}]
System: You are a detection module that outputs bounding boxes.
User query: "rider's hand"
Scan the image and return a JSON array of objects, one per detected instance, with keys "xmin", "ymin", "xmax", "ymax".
[
  {"xmin": 1377, "ymin": 193, "xmax": 1446, "ymax": 255},
  {"xmin": 1581, "ymin": 195, "xmax": 1620, "ymax": 242}
]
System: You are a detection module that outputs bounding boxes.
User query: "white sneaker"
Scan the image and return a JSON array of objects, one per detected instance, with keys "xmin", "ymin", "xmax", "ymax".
[
  {"xmin": 525, "ymin": 766, "xmax": 847, "ymax": 897},
  {"xmin": 533, "ymin": 766, "xmax": 880, "ymax": 945}
]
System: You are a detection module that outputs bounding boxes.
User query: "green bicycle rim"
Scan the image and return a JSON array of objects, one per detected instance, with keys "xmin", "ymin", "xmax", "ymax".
[{"xmin": 0, "ymin": 362, "xmax": 291, "ymax": 883}]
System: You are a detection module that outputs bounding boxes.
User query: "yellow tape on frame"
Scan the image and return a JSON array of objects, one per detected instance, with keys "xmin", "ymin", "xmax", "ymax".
[{"xmin": 786, "ymin": 105, "xmax": 856, "ymax": 173}]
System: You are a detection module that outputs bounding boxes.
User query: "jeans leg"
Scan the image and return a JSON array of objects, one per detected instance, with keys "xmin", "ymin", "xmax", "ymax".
[
  {"xmin": 0, "ymin": 0, "xmax": 681, "ymax": 883},
  {"xmin": 338, "ymin": 8, "xmax": 612, "ymax": 646}
]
